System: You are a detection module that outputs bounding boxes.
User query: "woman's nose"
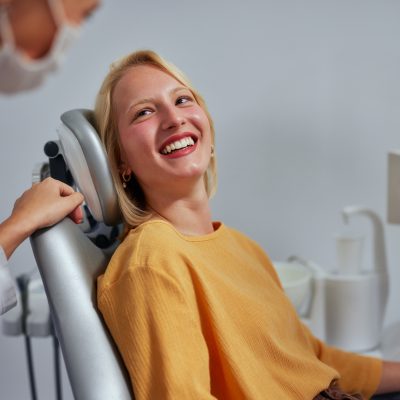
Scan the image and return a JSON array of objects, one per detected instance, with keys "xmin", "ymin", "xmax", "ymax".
[{"xmin": 161, "ymin": 106, "xmax": 185, "ymax": 130}]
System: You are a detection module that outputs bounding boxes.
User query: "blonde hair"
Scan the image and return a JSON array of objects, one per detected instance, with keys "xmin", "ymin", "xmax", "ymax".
[{"xmin": 94, "ymin": 50, "xmax": 217, "ymax": 229}]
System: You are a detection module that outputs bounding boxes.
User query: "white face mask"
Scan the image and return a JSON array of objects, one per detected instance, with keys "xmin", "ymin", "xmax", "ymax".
[{"xmin": 0, "ymin": 0, "xmax": 80, "ymax": 94}]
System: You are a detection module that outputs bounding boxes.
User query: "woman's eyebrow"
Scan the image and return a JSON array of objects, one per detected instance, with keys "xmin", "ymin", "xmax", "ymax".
[
  {"xmin": 125, "ymin": 86, "xmax": 189, "ymax": 115},
  {"xmin": 169, "ymin": 86, "xmax": 193, "ymax": 100},
  {"xmin": 171, "ymin": 86, "xmax": 189, "ymax": 94},
  {"xmin": 126, "ymin": 98, "xmax": 154, "ymax": 115}
]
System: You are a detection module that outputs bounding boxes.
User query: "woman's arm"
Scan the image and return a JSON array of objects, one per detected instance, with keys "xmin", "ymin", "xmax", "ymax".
[
  {"xmin": 301, "ymin": 322, "xmax": 382, "ymax": 398},
  {"xmin": 375, "ymin": 361, "xmax": 400, "ymax": 395},
  {"xmin": 98, "ymin": 265, "xmax": 218, "ymax": 400}
]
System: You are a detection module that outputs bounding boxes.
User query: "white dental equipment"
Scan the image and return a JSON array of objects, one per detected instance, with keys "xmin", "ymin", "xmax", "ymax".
[
  {"xmin": 335, "ymin": 234, "xmax": 364, "ymax": 276},
  {"xmin": 280, "ymin": 206, "xmax": 388, "ymax": 353},
  {"xmin": 2, "ymin": 272, "xmax": 62, "ymax": 400}
]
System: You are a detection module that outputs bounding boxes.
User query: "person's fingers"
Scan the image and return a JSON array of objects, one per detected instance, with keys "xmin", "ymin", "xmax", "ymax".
[
  {"xmin": 68, "ymin": 206, "xmax": 83, "ymax": 224},
  {"xmin": 35, "ymin": 179, "xmax": 85, "ymax": 225},
  {"xmin": 62, "ymin": 192, "xmax": 84, "ymax": 224},
  {"xmin": 61, "ymin": 191, "xmax": 84, "ymax": 211},
  {"xmin": 44, "ymin": 180, "xmax": 85, "ymax": 225},
  {"xmin": 68, "ymin": 191, "xmax": 84, "ymax": 205},
  {"xmin": 42, "ymin": 178, "xmax": 84, "ymax": 205},
  {"xmin": 36, "ymin": 177, "xmax": 74, "ymax": 197},
  {"xmin": 57, "ymin": 180, "xmax": 77, "ymax": 197}
]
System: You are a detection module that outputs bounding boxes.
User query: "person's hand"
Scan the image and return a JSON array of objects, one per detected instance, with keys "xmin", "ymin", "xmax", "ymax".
[
  {"xmin": 11, "ymin": 177, "xmax": 84, "ymax": 230},
  {"xmin": 0, "ymin": 178, "xmax": 84, "ymax": 259}
]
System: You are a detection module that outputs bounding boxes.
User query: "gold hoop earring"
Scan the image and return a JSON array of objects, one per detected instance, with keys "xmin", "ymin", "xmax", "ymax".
[
  {"xmin": 122, "ymin": 171, "xmax": 132, "ymax": 189},
  {"xmin": 211, "ymin": 145, "xmax": 215, "ymax": 157}
]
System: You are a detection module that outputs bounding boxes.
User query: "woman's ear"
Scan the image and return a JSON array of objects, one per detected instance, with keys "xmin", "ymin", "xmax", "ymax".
[{"xmin": 119, "ymin": 163, "xmax": 131, "ymax": 175}]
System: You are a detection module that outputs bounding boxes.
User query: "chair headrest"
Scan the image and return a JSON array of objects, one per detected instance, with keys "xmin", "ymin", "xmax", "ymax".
[{"xmin": 58, "ymin": 109, "xmax": 122, "ymax": 226}]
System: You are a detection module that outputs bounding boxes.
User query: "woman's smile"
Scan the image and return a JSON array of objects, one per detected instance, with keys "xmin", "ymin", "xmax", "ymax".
[{"xmin": 159, "ymin": 132, "xmax": 197, "ymax": 157}]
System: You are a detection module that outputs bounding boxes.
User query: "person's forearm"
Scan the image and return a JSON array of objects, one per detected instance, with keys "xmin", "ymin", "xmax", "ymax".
[
  {"xmin": 0, "ymin": 215, "xmax": 31, "ymax": 260},
  {"xmin": 375, "ymin": 361, "xmax": 400, "ymax": 394}
]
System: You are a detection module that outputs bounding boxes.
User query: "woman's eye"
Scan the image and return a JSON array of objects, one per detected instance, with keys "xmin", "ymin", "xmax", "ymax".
[
  {"xmin": 176, "ymin": 95, "xmax": 193, "ymax": 106},
  {"xmin": 134, "ymin": 108, "xmax": 152, "ymax": 120}
]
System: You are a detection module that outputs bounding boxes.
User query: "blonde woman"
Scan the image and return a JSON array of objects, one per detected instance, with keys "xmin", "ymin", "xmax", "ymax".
[{"xmin": 95, "ymin": 50, "xmax": 400, "ymax": 400}]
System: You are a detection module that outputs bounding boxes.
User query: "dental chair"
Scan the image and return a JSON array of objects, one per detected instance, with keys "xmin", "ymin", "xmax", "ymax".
[{"xmin": 30, "ymin": 109, "xmax": 133, "ymax": 400}]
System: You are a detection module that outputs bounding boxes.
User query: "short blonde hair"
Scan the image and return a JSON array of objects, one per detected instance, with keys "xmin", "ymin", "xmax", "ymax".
[{"xmin": 94, "ymin": 50, "xmax": 217, "ymax": 229}]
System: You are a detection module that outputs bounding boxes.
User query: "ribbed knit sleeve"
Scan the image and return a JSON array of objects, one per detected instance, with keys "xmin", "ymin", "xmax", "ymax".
[
  {"xmin": 98, "ymin": 266, "xmax": 218, "ymax": 400},
  {"xmin": 303, "ymin": 324, "xmax": 382, "ymax": 399}
]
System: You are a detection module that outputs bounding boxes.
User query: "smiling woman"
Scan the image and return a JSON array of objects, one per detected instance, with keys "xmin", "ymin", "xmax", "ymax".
[
  {"xmin": 95, "ymin": 50, "xmax": 400, "ymax": 400},
  {"xmin": 94, "ymin": 50, "xmax": 217, "ymax": 231}
]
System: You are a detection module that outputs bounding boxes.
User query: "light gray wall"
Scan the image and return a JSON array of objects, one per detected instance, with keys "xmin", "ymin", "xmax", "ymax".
[{"xmin": 1, "ymin": 1, "xmax": 400, "ymax": 398}]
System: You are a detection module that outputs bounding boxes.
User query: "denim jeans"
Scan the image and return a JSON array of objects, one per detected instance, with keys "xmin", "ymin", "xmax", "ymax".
[{"xmin": 372, "ymin": 394, "xmax": 400, "ymax": 400}]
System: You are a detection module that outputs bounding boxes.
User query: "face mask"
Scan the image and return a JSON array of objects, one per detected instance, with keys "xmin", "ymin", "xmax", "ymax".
[{"xmin": 0, "ymin": 0, "xmax": 80, "ymax": 94}]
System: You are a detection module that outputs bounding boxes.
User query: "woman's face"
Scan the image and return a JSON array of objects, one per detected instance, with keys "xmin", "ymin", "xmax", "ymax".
[{"xmin": 113, "ymin": 65, "xmax": 212, "ymax": 197}]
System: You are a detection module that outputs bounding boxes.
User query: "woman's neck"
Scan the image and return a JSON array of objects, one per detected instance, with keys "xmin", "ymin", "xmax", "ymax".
[{"xmin": 145, "ymin": 184, "xmax": 214, "ymax": 236}]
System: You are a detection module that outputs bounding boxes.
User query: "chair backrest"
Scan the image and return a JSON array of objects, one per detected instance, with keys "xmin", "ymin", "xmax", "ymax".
[{"xmin": 30, "ymin": 109, "xmax": 133, "ymax": 400}]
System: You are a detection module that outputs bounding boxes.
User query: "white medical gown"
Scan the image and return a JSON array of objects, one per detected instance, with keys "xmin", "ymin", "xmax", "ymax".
[{"xmin": 0, "ymin": 246, "xmax": 17, "ymax": 315}]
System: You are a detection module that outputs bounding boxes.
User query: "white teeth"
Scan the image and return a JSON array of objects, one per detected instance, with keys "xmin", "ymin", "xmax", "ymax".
[{"xmin": 161, "ymin": 136, "xmax": 195, "ymax": 154}]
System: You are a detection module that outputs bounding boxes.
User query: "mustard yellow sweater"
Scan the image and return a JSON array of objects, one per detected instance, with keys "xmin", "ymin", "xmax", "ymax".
[{"xmin": 97, "ymin": 220, "xmax": 382, "ymax": 400}]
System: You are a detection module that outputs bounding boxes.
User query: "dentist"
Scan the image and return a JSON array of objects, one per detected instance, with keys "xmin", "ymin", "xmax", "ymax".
[
  {"xmin": 0, "ymin": 0, "xmax": 98, "ymax": 313},
  {"xmin": 0, "ymin": 0, "xmax": 99, "ymax": 94}
]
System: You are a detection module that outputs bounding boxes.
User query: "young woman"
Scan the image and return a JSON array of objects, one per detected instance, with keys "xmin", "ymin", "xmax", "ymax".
[{"xmin": 95, "ymin": 50, "xmax": 400, "ymax": 400}]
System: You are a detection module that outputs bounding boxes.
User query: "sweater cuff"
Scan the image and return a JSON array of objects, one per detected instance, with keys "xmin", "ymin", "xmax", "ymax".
[{"xmin": 363, "ymin": 356, "xmax": 383, "ymax": 399}]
